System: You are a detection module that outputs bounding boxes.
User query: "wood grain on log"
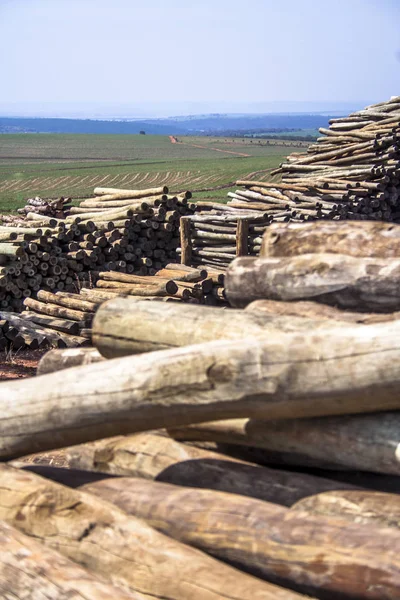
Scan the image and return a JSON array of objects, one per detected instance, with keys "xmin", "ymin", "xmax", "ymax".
[
  {"xmin": 0, "ymin": 465, "xmax": 302, "ymax": 600},
  {"xmin": 37, "ymin": 347, "xmax": 105, "ymax": 375},
  {"xmin": 83, "ymin": 476, "xmax": 400, "ymax": 599}
]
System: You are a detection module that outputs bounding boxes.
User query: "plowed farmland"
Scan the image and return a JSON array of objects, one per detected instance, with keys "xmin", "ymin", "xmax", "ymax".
[{"xmin": 0, "ymin": 134, "xmax": 304, "ymax": 211}]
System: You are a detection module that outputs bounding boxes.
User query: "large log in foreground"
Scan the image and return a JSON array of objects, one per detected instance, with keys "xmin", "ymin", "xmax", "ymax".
[
  {"xmin": 92, "ymin": 298, "xmax": 343, "ymax": 358},
  {"xmin": 170, "ymin": 412, "xmax": 400, "ymax": 475},
  {"xmin": 293, "ymin": 490, "xmax": 400, "ymax": 530},
  {"xmin": 83, "ymin": 476, "xmax": 400, "ymax": 599},
  {"xmin": 225, "ymin": 254, "xmax": 400, "ymax": 311},
  {"xmin": 65, "ymin": 432, "xmax": 356, "ymax": 506},
  {"xmin": 0, "ymin": 520, "xmax": 147, "ymax": 600},
  {"xmin": 261, "ymin": 220, "xmax": 400, "ymax": 259},
  {"xmin": 0, "ymin": 464, "xmax": 293, "ymax": 600},
  {"xmin": 4, "ymin": 320, "xmax": 400, "ymax": 458}
]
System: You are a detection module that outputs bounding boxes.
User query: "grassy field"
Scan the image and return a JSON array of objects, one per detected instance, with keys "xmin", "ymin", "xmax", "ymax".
[{"xmin": 0, "ymin": 134, "xmax": 302, "ymax": 212}]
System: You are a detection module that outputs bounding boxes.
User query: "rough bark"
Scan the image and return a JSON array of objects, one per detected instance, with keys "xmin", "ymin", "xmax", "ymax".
[
  {"xmin": 169, "ymin": 412, "xmax": 400, "ymax": 475},
  {"xmin": 293, "ymin": 490, "xmax": 400, "ymax": 529},
  {"xmin": 64, "ymin": 431, "xmax": 357, "ymax": 506},
  {"xmin": 261, "ymin": 221, "xmax": 400, "ymax": 259},
  {"xmin": 83, "ymin": 476, "xmax": 400, "ymax": 600},
  {"xmin": 180, "ymin": 217, "xmax": 192, "ymax": 266},
  {"xmin": 92, "ymin": 298, "xmax": 343, "ymax": 358},
  {"xmin": 225, "ymin": 254, "xmax": 400, "ymax": 311},
  {"xmin": 0, "ymin": 520, "xmax": 147, "ymax": 600},
  {"xmin": 0, "ymin": 464, "xmax": 302, "ymax": 600},
  {"xmin": 37, "ymin": 347, "xmax": 105, "ymax": 375}
]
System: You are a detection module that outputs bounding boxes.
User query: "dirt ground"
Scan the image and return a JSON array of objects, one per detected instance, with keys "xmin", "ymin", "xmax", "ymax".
[{"xmin": 0, "ymin": 348, "xmax": 47, "ymax": 381}]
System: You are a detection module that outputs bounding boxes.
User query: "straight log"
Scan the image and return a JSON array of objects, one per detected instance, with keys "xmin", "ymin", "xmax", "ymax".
[
  {"xmin": 24, "ymin": 297, "xmax": 93, "ymax": 323},
  {"xmin": 83, "ymin": 476, "xmax": 400, "ymax": 599},
  {"xmin": 0, "ymin": 465, "xmax": 300, "ymax": 600},
  {"xmin": 236, "ymin": 218, "xmax": 249, "ymax": 256},
  {"xmin": 20, "ymin": 311, "xmax": 80, "ymax": 335},
  {"xmin": 180, "ymin": 217, "xmax": 192, "ymax": 266},
  {"xmin": 37, "ymin": 289, "xmax": 97, "ymax": 313},
  {"xmin": 225, "ymin": 254, "xmax": 400, "ymax": 311},
  {"xmin": 37, "ymin": 347, "xmax": 104, "ymax": 375},
  {"xmin": 94, "ymin": 186, "xmax": 168, "ymax": 198}
]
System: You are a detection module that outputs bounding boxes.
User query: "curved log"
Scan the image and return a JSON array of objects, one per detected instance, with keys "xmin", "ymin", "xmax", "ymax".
[
  {"xmin": 225, "ymin": 254, "xmax": 400, "ymax": 311},
  {"xmin": 0, "ymin": 464, "xmax": 303, "ymax": 600},
  {"xmin": 261, "ymin": 221, "xmax": 400, "ymax": 259},
  {"xmin": 293, "ymin": 490, "xmax": 400, "ymax": 529},
  {"xmin": 64, "ymin": 432, "xmax": 357, "ymax": 506},
  {"xmin": 83, "ymin": 476, "xmax": 400, "ymax": 600},
  {"xmin": 169, "ymin": 412, "xmax": 400, "ymax": 475},
  {"xmin": 4, "ymin": 321, "xmax": 400, "ymax": 458},
  {"xmin": 0, "ymin": 520, "xmax": 146, "ymax": 600}
]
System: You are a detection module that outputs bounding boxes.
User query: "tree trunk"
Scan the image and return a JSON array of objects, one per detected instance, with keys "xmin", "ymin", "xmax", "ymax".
[
  {"xmin": 82, "ymin": 476, "xmax": 400, "ymax": 600},
  {"xmin": 37, "ymin": 347, "xmax": 104, "ymax": 375},
  {"xmin": 0, "ymin": 464, "xmax": 302, "ymax": 600},
  {"xmin": 92, "ymin": 298, "xmax": 343, "ymax": 358},
  {"xmin": 293, "ymin": 490, "xmax": 400, "ymax": 530},
  {"xmin": 260, "ymin": 221, "xmax": 400, "ymax": 259},
  {"xmin": 0, "ymin": 520, "xmax": 146, "ymax": 600},
  {"xmin": 169, "ymin": 411, "xmax": 400, "ymax": 475},
  {"xmin": 64, "ymin": 431, "xmax": 357, "ymax": 506},
  {"xmin": 225, "ymin": 254, "xmax": 400, "ymax": 311}
]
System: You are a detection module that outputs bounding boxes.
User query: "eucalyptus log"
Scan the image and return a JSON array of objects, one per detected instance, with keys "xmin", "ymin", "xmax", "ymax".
[
  {"xmin": 261, "ymin": 221, "xmax": 400, "ymax": 258},
  {"xmin": 4, "ymin": 321, "xmax": 400, "ymax": 458},
  {"xmin": 38, "ymin": 289, "xmax": 97, "ymax": 312},
  {"xmin": 0, "ymin": 465, "xmax": 300, "ymax": 600},
  {"xmin": 94, "ymin": 186, "xmax": 168, "ymax": 198},
  {"xmin": 83, "ymin": 476, "xmax": 400, "ymax": 600},
  {"xmin": 65, "ymin": 431, "xmax": 356, "ymax": 506},
  {"xmin": 225, "ymin": 254, "xmax": 400, "ymax": 311},
  {"xmin": 0, "ymin": 520, "xmax": 146, "ymax": 600},
  {"xmin": 180, "ymin": 216, "xmax": 192, "ymax": 266},
  {"xmin": 170, "ymin": 412, "xmax": 400, "ymax": 475},
  {"xmin": 293, "ymin": 490, "xmax": 400, "ymax": 529},
  {"xmin": 92, "ymin": 298, "xmax": 343, "ymax": 358},
  {"xmin": 24, "ymin": 297, "xmax": 92, "ymax": 323},
  {"xmin": 37, "ymin": 347, "xmax": 104, "ymax": 375}
]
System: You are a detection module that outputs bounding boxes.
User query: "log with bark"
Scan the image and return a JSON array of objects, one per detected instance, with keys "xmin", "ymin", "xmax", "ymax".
[{"xmin": 0, "ymin": 464, "xmax": 303, "ymax": 600}]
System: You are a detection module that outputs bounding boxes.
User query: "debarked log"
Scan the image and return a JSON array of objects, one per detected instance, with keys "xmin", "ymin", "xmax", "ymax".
[
  {"xmin": 169, "ymin": 412, "xmax": 400, "ymax": 475},
  {"xmin": 64, "ymin": 432, "xmax": 357, "ymax": 506},
  {"xmin": 4, "ymin": 322, "xmax": 400, "ymax": 458},
  {"xmin": 0, "ymin": 520, "xmax": 147, "ymax": 600},
  {"xmin": 37, "ymin": 347, "xmax": 105, "ymax": 375},
  {"xmin": 82, "ymin": 476, "xmax": 400, "ymax": 599},
  {"xmin": 0, "ymin": 465, "xmax": 303, "ymax": 600},
  {"xmin": 261, "ymin": 220, "xmax": 400, "ymax": 259},
  {"xmin": 225, "ymin": 254, "xmax": 400, "ymax": 311}
]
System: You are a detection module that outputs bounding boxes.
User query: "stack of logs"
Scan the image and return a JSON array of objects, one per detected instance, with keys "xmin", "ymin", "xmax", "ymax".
[
  {"xmin": 16, "ymin": 196, "xmax": 72, "ymax": 219},
  {"xmin": 0, "ymin": 186, "xmax": 195, "ymax": 312},
  {"xmin": 0, "ymin": 264, "xmax": 226, "ymax": 351},
  {"xmin": 2, "ymin": 221, "xmax": 400, "ymax": 598}
]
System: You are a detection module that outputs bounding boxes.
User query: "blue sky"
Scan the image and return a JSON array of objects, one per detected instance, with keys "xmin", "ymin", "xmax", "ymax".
[{"xmin": 0, "ymin": 0, "xmax": 399, "ymax": 116}]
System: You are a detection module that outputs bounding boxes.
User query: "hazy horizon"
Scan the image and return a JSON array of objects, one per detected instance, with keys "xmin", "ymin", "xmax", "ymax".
[{"xmin": 1, "ymin": 0, "xmax": 399, "ymax": 119}]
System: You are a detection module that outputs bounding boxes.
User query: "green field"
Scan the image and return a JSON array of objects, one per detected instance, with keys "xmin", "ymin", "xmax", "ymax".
[{"xmin": 0, "ymin": 134, "xmax": 302, "ymax": 212}]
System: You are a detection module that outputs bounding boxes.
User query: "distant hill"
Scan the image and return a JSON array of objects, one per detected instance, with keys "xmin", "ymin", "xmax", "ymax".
[{"xmin": 0, "ymin": 113, "xmax": 339, "ymax": 136}]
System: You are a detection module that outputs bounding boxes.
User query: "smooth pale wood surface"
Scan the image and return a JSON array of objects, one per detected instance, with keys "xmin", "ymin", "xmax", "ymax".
[
  {"xmin": 0, "ymin": 464, "xmax": 293, "ymax": 600},
  {"xmin": 0, "ymin": 520, "xmax": 147, "ymax": 600},
  {"xmin": 92, "ymin": 298, "xmax": 346, "ymax": 358},
  {"xmin": 225, "ymin": 254, "xmax": 400, "ymax": 311},
  {"xmin": 261, "ymin": 221, "xmax": 400, "ymax": 259},
  {"xmin": 4, "ymin": 321, "xmax": 400, "ymax": 458},
  {"xmin": 293, "ymin": 490, "xmax": 400, "ymax": 529},
  {"xmin": 83, "ymin": 476, "xmax": 400, "ymax": 600},
  {"xmin": 37, "ymin": 347, "xmax": 105, "ymax": 375},
  {"xmin": 170, "ymin": 412, "xmax": 400, "ymax": 475},
  {"xmin": 64, "ymin": 432, "xmax": 357, "ymax": 506}
]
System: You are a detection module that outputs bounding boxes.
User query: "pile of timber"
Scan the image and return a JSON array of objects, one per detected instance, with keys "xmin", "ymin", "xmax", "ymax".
[
  {"xmin": 16, "ymin": 195, "xmax": 72, "ymax": 218},
  {"xmin": 0, "ymin": 186, "xmax": 195, "ymax": 312},
  {"xmin": 0, "ymin": 264, "xmax": 226, "ymax": 351}
]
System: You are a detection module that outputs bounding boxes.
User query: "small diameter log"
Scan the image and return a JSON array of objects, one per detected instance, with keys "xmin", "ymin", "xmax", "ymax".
[
  {"xmin": 293, "ymin": 490, "xmax": 400, "ymax": 530},
  {"xmin": 169, "ymin": 412, "xmax": 400, "ymax": 475},
  {"xmin": 261, "ymin": 220, "xmax": 400, "ymax": 259},
  {"xmin": 92, "ymin": 298, "xmax": 343, "ymax": 358},
  {"xmin": 180, "ymin": 217, "xmax": 192, "ymax": 265},
  {"xmin": 5, "ymin": 320, "xmax": 400, "ymax": 458},
  {"xmin": 24, "ymin": 297, "xmax": 92, "ymax": 323},
  {"xmin": 21, "ymin": 312, "xmax": 80, "ymax": 335},
  {"xmin": 0, "ymin": 465, "xmax": 300, "ymax": 600},
  {"xmin": 66, "ymin": 431, "xmax": 357, "ymax": 506},
  {"xmin": 38, "ymin": 290, "xmax": 97, "ymax": 313},
  {"xmin": 94, "ymin": 186, "xmax": 168, "ymax": 198},
  {"xmin": 83, "ymin": 476, "xmax": 400, "ymax": 599},
  {"xmin": 0, "ymin": 520, "xmax": 146, "ymax": 600},
  {"xmin": 225, "ymin": 254, "xmax": 400, "ymax": 311},
  {"xmin": 37, "ymin": 347, "xmax": 105, "ymax": 375},
  {"xmin": 96, "ymin": 281, "xmax": 177, "ymax": 296},
  {"xmin": 236, "ymin": 218, "xmax": 249, "ymax": 257}
]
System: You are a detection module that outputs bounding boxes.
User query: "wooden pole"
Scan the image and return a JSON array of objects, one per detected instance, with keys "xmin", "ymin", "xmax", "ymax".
[
  {"xmin": 236, "ymin": 218, "xmax": 249, "ymax": 257},
  {"xmin": 180, "ymin": 217, "xmax": 192, "ymax": 266}
]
